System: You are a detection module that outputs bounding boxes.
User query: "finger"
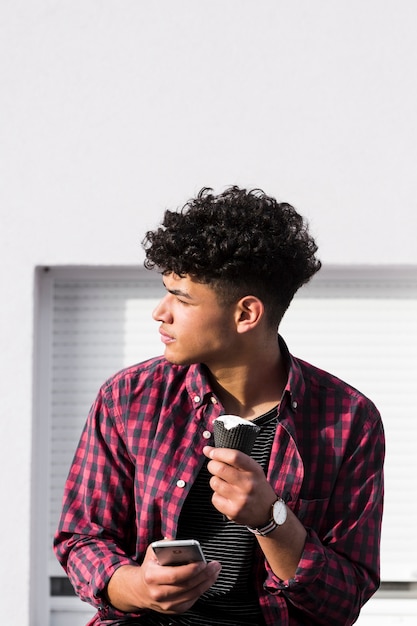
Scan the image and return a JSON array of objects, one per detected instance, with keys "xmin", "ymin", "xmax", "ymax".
[
  {"xmin": 147, "ymin": 559, "xmax": 208, "ymax": 586},
  {"xmin": 146, "ymin": 561, "xmax": 221, "ymax": 614},
  {"xmin": 203, "ymin": 446, "xmax": 258, "ymax": 473},
  {"xmin": 203, "ymin": 445, "xmax": 252, "ymax": 466},
  {"xmin": 209, "ymin": 471, "xmax": 252, "ymax": 507},
  {"xmin": 207, "ymin": 458, "xmax": 263, "ymax": 493}
]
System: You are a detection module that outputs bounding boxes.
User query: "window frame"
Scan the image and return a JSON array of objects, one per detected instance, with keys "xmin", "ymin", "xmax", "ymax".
[{"xmin": 31, "ymin": 264, "xmax": 417, "ymax": 624}]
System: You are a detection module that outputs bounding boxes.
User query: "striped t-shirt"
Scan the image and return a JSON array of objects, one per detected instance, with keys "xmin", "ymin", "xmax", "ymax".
[{"xmin": 166, "ymin": 407, "xmax": 279, "ymax": 626}]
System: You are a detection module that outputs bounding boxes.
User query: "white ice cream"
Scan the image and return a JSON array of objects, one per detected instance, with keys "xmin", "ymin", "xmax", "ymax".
[{"xmin": 214, "ymin": 414, "xmax": 258, "ymax": 429}]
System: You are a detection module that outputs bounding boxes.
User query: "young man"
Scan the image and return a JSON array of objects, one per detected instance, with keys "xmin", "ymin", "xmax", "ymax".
[{"xmin": 54, "ymin": 186, "xmax": 385, "ymax": 626}]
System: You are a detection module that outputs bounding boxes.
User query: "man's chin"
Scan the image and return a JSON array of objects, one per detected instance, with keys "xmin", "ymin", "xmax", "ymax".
[{"xmin": 164, "ymin": 350, "xmax": 194, "ymax": 367}]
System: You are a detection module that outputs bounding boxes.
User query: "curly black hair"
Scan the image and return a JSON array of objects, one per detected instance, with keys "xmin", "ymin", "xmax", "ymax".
[{"xmin": 142, "ymin": 186, "xmax": 321, "ymax": 327}]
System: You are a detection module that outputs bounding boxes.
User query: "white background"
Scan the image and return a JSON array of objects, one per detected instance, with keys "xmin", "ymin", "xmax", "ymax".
[{"xmin": 1, "ymin": 1, "xmax": 416, "ymax": 623}]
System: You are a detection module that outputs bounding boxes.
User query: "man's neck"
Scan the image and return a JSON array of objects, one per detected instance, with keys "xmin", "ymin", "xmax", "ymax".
[{"xmin": 207, "ymin": 345, "xmax": 288, "ymax": 420}]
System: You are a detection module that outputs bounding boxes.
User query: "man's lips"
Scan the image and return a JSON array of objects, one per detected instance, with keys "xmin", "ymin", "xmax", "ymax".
[{"xmin": 159, "ymin": 329, "xmax": 175, "ymax": 344}]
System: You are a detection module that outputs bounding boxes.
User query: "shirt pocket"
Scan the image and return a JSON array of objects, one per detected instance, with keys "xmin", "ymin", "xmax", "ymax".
[{"xmin": 295, "ymin": 497, "xmax": 330, "ymax": 533}]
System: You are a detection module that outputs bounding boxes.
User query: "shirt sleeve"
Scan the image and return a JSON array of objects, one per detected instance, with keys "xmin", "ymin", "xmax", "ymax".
[
  {"xmin": 53, "ymin": 383, "xmax": 140, "ymax": 614},
  {"xmin": 263, "ymin": 401, "xmax": 385, "ymax": 625}
]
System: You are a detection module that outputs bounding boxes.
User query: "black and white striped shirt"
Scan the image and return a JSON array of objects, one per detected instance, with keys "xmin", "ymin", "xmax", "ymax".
[{"xmin": 172, "ymin": 407, "xmax": 279, "ymax": 626}]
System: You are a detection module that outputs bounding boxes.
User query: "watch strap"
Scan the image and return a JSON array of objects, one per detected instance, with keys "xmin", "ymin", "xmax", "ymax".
[{"xmin": 246, "ymin": 518, "xmax": 278, "ymax": 536}]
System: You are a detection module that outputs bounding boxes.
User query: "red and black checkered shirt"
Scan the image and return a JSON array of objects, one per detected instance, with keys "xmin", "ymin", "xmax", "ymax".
[{"xmin": 54, "ymin": 336, "xmax": 384, "ymax": 626}]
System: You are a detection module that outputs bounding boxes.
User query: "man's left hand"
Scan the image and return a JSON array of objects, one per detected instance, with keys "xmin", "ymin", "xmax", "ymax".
[{"xmin": 203, "ymin": 445, "xmax": 276, "ymax": 528}]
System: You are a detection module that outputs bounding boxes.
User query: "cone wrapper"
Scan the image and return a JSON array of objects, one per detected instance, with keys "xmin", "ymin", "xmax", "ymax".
[{"xmin": 213, "ymin": 414, "xmax": 260, "ymax": 455}]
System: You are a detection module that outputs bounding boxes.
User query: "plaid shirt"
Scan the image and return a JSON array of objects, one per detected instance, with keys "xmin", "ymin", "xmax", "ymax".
[{"xmin": 54, "ymin": 337, "xmax": 384, "ymax": 626}]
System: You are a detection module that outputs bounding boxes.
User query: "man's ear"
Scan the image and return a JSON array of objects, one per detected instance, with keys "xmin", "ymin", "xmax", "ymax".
[{"xmin": 235, "ymin": 296, "xmax": 265, "ymax": 333}]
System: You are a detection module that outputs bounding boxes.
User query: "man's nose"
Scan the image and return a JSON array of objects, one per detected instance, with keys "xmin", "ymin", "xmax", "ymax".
[{"xmin": 152, "ymin": 294, "xmax": 172, "ymax": 322}]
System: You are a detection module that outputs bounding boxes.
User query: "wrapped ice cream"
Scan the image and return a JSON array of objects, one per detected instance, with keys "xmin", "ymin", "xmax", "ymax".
[{"xmin": 212, "ymin": 414, "xmax": 260, "ymax": 455}]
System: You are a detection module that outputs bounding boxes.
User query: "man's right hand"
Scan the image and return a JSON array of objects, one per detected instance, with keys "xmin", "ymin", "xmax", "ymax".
[{"xmin": 106, "ymin": 544, "xmax": 222, "ymax": 614}]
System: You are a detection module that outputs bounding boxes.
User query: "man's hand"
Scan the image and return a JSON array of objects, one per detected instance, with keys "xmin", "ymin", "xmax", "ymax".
[
  {"xmin": 106, "ymin": 544, "xmax": 221, "ymax": 614},
  {"xmin": 203, "ymin": 445, "xmax": 307, "ymax": 582},
  {"xmin": 203, "ymin": 445, "xmax": 276, "ymax": 528}
]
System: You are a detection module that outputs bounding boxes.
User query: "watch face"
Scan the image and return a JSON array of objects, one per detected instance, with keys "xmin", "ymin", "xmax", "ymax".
[{"xmin": 273, "ymin": 499, "xmax": 287, "ymax": 525}]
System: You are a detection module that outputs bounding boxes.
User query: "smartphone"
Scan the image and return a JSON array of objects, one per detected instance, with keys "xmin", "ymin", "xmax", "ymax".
[{"xmin": 151, "ymin": 539, "xmax": 207, "ymax": 566}]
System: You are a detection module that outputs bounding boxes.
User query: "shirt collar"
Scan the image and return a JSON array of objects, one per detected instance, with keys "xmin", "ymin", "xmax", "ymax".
[
  {"xmin": 184, "ymin": 334, "xmax": 306, "ymax": 413},
  {"xmin": 185, "ymin": 363, "xmax": 216, "ymax": 408},
  {"xmin": 278, "ymin": 334, "xmax": 306, "ymax": 413}
]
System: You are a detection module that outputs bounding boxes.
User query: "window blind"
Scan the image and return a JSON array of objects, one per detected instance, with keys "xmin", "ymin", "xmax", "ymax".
[
  {"xmin": 279, "ymin": 268, "xmax": 417, "ymax": 583},
  {"xmin": 47, "ymin": 269, "xmax": 165, "ymax": 577},
  {"xmin": 44, "ymin": 266, "xmax": 417, "ymax": 585}
]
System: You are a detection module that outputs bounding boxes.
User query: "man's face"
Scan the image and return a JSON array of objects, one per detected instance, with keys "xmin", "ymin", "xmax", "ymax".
[{"xmin": 152, "ymin": 273, "xmax": 237, "ymax": 369}]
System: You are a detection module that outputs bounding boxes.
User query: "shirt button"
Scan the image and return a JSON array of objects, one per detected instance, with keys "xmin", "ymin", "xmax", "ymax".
[
  {"xmin": 292, "ymin": 401, "xmax": 298, "ymax": 410},
  {"xmin": 176, "ymin": 479, "xmax": 186, "ymax": 488},
  {"xmin": 203, "ymin": 430, "xmax": 212, "ymax": 440},
  {"xmin": 193, "ymin": 395, "xmax": 201, "ymax": 403},
  {"xmin": 210, "ymin": 396, "xmax": 217, "ymax": 404}
]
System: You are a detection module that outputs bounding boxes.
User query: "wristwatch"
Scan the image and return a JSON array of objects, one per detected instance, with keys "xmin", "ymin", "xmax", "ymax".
[{"xmin": 246, "ymin": 497, "xmax": 287, "ymax": 536}]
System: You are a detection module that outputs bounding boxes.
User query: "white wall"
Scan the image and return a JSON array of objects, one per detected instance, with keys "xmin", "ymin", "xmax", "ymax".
[{"xmin": 1, "ymin": 1, "xmax": 416, "ymax": 623}]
